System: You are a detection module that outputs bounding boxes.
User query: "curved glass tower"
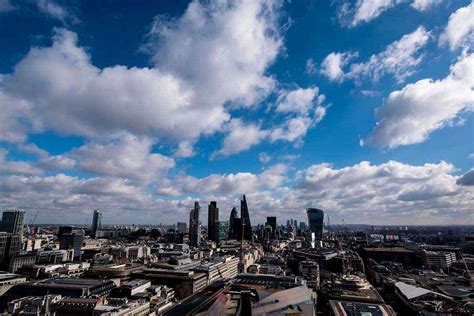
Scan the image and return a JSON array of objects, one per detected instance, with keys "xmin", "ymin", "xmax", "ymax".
[{"xmin": 306, "ymin": 208, "xmax": 324, "ymax": 238}]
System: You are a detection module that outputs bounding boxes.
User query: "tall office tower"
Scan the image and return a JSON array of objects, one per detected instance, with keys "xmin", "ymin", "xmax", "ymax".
[
  {"xmin": 207, "ymin": 201, "xmax": 219, "ymax": 242},
  {"xmin": 177, "ymin": 222, "xmax": 188, "ymax": 234},
  {"xmin": 216, "ymin": 221, "xmax": 229, "ymax": 243},
  {"xmin": 228, "ymin": 207, "xmax": 239, "ymax": 240},
  {"xmin": 58, "ymin": 226, "xmax": 84, "ymax": 261},
  {"xmin": 189, "ymin": 202, "xmax": 201, "ymax": 247},
  {"xmin": 91, "ymin": 210, "xmax": 102, "ymax": 237},
  {"xmin": 240, "ymin": 195, "xmax": 252, "ymax": 241},
  {"xmin": 287, "ymin": 220, "xmax": 290, "ymax": 227},
  {"xmin": 266, "ymin": 216, "xmax": 277, "ymax": 234},
  {"xmin": 299, "ymin": 222, "xmax": 307, "ymax": 230},
  {"xmin": 0, "ymin": 210, "xmax": 25, "ymax": 236},
  {"xmin": 294, "ymin": 220, "xmax": 298, "ymax": 228},
  {"xmin": 307, "ymin": 208, "xmax": 324, "ymax": 239},
  {"xmin": 0, "ymin": 210, "xmax": 25, "ymax": 265}
]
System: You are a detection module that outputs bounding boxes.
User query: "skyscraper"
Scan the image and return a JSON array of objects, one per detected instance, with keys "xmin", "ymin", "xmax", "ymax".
[
  {"xmin": 189, "ymin": 202, "xmax": 201, "ymax": 247},
  {"xmin": 0, "ymin": 210, "xmax": 25, "ymax": 266},
  {"xmin": 240, "ymin": 195, "xmax": 252, "ymax": 241},
  {"xmin": 58, "ymin": 226, "xmax": 84, "ymax": 261},
  {"xmin": 91, "ymin": 210, "xmax": 102, "ymax": 237},
  {"xmin": 307, "ymin": 208, "xmax": 324, "ymax": 239},
  {"xmin": 207, "ymin": 201, "xmax": 219, "ymax": 242},
  {"xmin": 228, "ymin": 207, "xmax": 239, "ymax": 240},
  {"xmin": 0, "ymin": 210, "xmax": 25, "ymax": 236},
  {"xmin": 266, "ymin": 216, "xmax": 277, "ymax": 234},
  {"xmin": 216, "ymin": 221, "xmax": 229, "ymax": 243}
]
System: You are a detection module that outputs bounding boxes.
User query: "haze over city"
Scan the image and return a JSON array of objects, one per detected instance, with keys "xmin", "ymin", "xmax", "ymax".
[{"xmin": 0, "ymin": 0, "xmax": 473, "ymax": 226}]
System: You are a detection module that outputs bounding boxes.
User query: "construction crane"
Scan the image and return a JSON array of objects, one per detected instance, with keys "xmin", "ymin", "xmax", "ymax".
[{"xmin": 29, "ymin": 211, "xmax": 39, "ymax": 226}]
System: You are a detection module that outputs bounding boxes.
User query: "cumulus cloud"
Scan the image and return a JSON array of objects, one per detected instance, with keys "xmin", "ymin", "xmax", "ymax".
[
  {"xmin": 214, "ymin": 86, "xmax": 327, "ymax": 156},
  {"xmin": 322, "ymin": 27, "xmax": 430, "ymax": 83},
  {"xmin": 350, "ymin": 26, "xmax": 430, "ymax": 82},
  {"xmin": 174, "ymin": 141, "xmax": 196, "ymax": 158},
  {"xmin": 0, "ymin": 0, "xmax": 284, "ymax": 145},
  {"xmin": 439, "ymin": 2, "xmax": 474, "ymax": 51},
  {"xmin": 457, "ymin": 169, "xmax": 474, "ymax": 186},
  {"xmin": 259, "ymin": 152, "xmax": 271, "ymax": 164},
  {"xmin": 0, "ymin": 91, "xmax": 33, "ymax": 143},
  {"xmin": 411, "ymin": 0, "xmax": 442, "ymax": 11},
  {"xmin": 1, "ymin": 158, "xmax": 471, "ymax": 225},
  {"xmin": 365, "ymin": 53, "xmax": 474, "ymax": 148},
  {"xmin": 157, "ymin": 163, "xmax": 288, "ymax": 196},
  {"xmin": 69, "ymin": 134, "xmax": 175, "ymax": 181},
  {"xmin": 320, "ymin": 52, "xmax": 357, "ymax": 82},
  {"xmin": 297, "ymin": 160, "xmax": 473, "ymax": 224},
  {"xmin": 213, "ymin": 119, "xmax": 268, "ymax": 158},
  {"xmin": 305, "ymin": 58, "xmax": 317, "ymax": 75},
  {"xmin": 36, "ymin": 0, "xmax": 73, "ymax": 23},
  {"xmin": 147, "ymin": 0, "xmax": 282, "ymax": 108},
  {"xmin": 0, "ymin": 0, "xmax": 14, "ymax": 12},
  {"xmin": 276, "ymin": 87, "xmax": 319, "ymax": 114},
  {"xmin": 339, "ymin": 0, "xmax": 442, "ymax": 27},
  {"xmin": 270, "ymin": 87, "xmax": 326, "ymax": 142},
  {"xmin": 0, "ymin": 149, "xmax": 42, "ymax": 176},
  {"xmin": 339, "ymin": 0, "xmax": 405, "ymax": 27},
  {"xmin": 38, "ymin": 155, "xmax": 76, "ymax": 170}
]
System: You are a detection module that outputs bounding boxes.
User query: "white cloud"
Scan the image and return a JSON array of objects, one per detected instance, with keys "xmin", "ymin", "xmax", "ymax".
[
  {"xmin": 157, "ymin": 163, "xmax": 287, "ymax": 196},
  {"xmin": 0, "ymin": 0, "xmax": 14, "ymax": 12},
  {"xmin": 0, "ymin": 149, "xmax": 42, "ymax": 176},
  {"xmin": 320, "ymin": 52, "xmax": 357, "ymax": 82},
  {"xmin": 365, "ymin": 53, "xmax": 474, "ymax": 148},
  {"xmin": 38, "ymin": 155, "xmax": 76, "ymax": 170},
  {"xmin": 276, "ymin": 87, "xmax": 319, "ymax": 114},
  {"xmin": 339, "ymin": 0, "xmax": 405, "ymax": 27},
  {"xmin": 259, "ymin": 152, "xmax": 271, "ymax": 164},
  {"xmin": 0, "ymin": 158, "xmax": 472, "ymax": 224},
  {"xmin": 213, "ymin": 119, "xmax": 268, "ymax": 158},
  {"xmin": 1, "ymin": 0, "xmax": 283, "ymax": 145},
  {"xmin": 321, "ymin": 27, "xmax": 430, "ymax": 83},
  {"xmin": 174, "ymin": 141, "xmax": 196, "ymax": 158},
  {"xmin": 36, "ymin": 0, "xmax": 71, "ymax": 22},
  {"xmin": 439, "ymin": 2, "xmax": 474, "ymax": 51},
  {"xmin": 411, "ymin": 0, "xmax": 442, "ymax": 11},
  {"xmin": 270, "ymin": 87, "xmax": 327, "ymax": 143},
  {"xmin": 270, "ymin": 116, "xmax": 313, "ymax": 143},
  {"xmin": 0, "ymin": 91, "xmax": 33, "ymax": 143},
  {"xmin": 305, "ymin": 58, "xmax": 317, "ymax": 75},
  {"xmin": 457, "ymin": 168, "xmax": 474, "ymax": 186},
  {"xmin": 297, "ymin": 160, "xmax": 473, "ymax": 224},
  {"xmin": 349, "ymin": 26, "xmax": 430, "ymax": 82},
  {"xmin": 69, "ymin": 134, "xmax": 175, "ymax": 181},
  {"xmin": 147, "ymin": 0, "xmax": 282, "ymax": 108}
]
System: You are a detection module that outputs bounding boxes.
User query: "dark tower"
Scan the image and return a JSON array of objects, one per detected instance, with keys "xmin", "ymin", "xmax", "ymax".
[
  {"xmin": 240, "ymin": 195, "xmax": 252, "ymax": 241},
  {"xmin": 266, "ymin": 216, "xmax": 277, "ymax": 234},
  {"xmin": 0, "ymin": 210, "xmax": 25, "ymax": 236},
  {"xmin": 91, "ymin": 210, "xmax": 102, "ymax": 237},
  {"xmin": 228, "ymin": 207, "xmax": 238, "ymax": 240},
  {"xmin": 189, "ymin": 202, "xmax": 201, "ymax": 247},
  {"xmin": 207, "ymin": 201, "xmax": 219, "ymax": 242},
  {"xmin": 307, "ymin": 208, "xmax": 324, "ymax": 239}
]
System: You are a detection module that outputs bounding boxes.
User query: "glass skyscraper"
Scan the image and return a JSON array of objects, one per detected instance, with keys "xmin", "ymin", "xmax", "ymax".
[
  {"xmin": 91, "ymin": 210, "xmax": 102, "ymax": 237},
  {"xmin": 240, "ymin": 195, "xmax": 252, "ymax": 241},
  {"xmin": 306, "ymin": 208, "xmax": 324, "ymax": 239}
]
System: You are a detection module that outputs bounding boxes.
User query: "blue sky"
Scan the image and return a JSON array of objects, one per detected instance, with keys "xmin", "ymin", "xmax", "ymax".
[{"xmin": 0, "ymin": 0, "xmax": 472, "ymax": 225}]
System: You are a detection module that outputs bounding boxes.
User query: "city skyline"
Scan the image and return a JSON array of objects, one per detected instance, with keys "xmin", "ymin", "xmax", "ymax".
[{"xmin": 0, "ymin": 0, "xmax": 473, "ymax": 225}]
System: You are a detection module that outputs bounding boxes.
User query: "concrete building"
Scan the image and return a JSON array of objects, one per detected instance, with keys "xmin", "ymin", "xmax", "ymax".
[{"xmin": 424, "ymin": 250, "xmax": 456, "ymax": 270}]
